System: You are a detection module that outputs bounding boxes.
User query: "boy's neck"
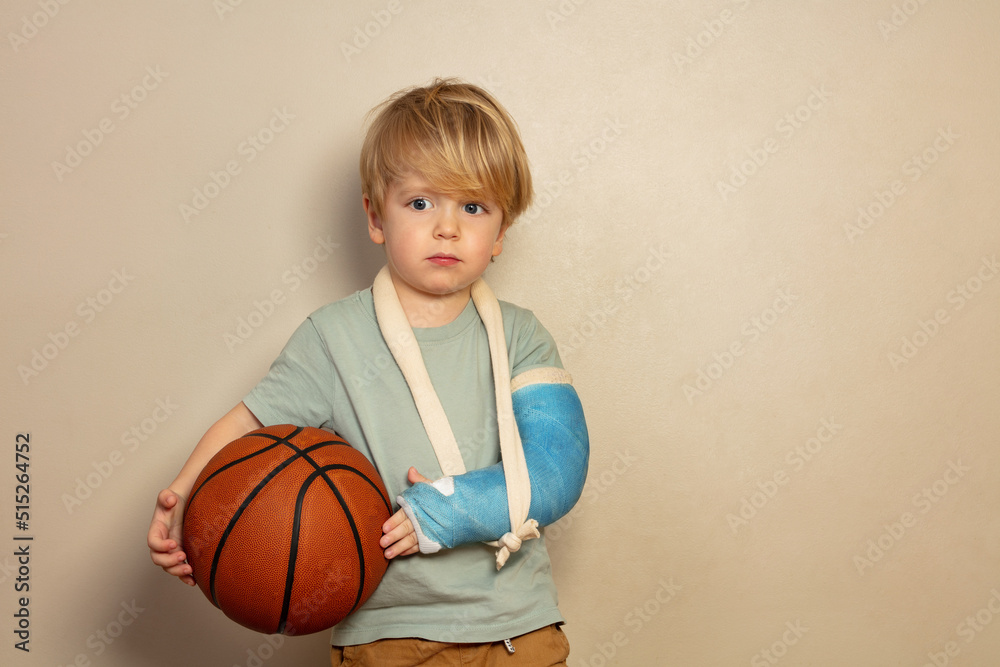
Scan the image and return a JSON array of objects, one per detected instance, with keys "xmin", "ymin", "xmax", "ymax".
[{"xmin": 394, "ymin": 282, "xmax": 472, "ymax": 329}]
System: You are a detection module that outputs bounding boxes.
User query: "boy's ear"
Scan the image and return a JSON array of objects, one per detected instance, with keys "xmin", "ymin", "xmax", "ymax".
[
  {"xmin": 492, "ymin": 222, "xmax": 508, "ymax": 257},
  {"xmin": 363, "ymin": 194, "xmax": 385, "ymax": 245}
]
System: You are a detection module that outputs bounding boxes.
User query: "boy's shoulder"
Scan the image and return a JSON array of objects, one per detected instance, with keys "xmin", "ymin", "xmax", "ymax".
[
  {"xmin": 497, "ymin": 298, "xmax": 547, "ymax": 331},
  {"xmin": 496, "ymin": 298, "xmax": 562, "ymax": 372},
  {"xmin": 295, "ymin": 289, "xmax": 380, "ymax": 354},
  {"xmin": 307, "ymin": 288, "xmax": 377, "ymax": 327}
]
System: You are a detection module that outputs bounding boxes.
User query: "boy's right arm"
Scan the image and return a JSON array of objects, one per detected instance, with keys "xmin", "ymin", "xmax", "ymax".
[{"xmin": 147, "ymin": 401, "xmax": 263, "ymax": 585}]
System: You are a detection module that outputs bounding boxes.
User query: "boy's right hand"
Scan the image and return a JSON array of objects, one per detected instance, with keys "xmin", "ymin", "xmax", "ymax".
[
  {"xmin": 148, "ymin": 488, "xmax": 196, "ymax": 586},
  {"xmin": 146, "ymin": 402, "xmax": 263, "ymax": 587}
]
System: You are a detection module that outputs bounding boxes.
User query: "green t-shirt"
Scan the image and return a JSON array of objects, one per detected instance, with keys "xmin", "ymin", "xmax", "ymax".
[{"xmin": 243, "ymin": 287, "xmax": 565, "ymax": 645}]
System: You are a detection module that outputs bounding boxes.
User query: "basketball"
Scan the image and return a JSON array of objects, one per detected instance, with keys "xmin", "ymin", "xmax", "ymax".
[{"xmin": 182, "ymin": 425, "xmax": 391, "ymax": 635}]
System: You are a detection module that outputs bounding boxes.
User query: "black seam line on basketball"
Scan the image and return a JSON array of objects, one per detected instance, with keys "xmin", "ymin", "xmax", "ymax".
[
  {"xmin": 326, "ymin": 464, "xmax": 392, "ymax": 514},
  {"xmin": 277, "ymin": 467, "xmax": 308, "ymax": 635},
  {"xmin": 278, "ymin": 439, "xmax": 392, "ymax": 514},
  {"xmin": 207, "ymin": 429, "xmax": 308, "ymax": 607},
  {"xmin": 276, "ymin": 463, "xmax": 353, "ymax": 634},
  {"xmin": 255, "ymin": 432, "xmax": 350, "ymax": 451},
  {"xmin": 187, "ymin": 441, "xmax": 287, "ymax": 507},
  {"xmin": 277, "ymin": 464, "xmax": 370, "ymax": 633},
  {"xmin": 187, "ymin": 427, "xmax": 304, "ymax": 508},
  {"xmin": 313, "ymin": 465, "xmax": 369, "ymax": 615},
  {"xmin": 269, "ymin": 452, "xmax": 376, "ymax": 623},
  {"xmin": 278, "ymin": 438, "xmax": 351, "ymax": 459}
]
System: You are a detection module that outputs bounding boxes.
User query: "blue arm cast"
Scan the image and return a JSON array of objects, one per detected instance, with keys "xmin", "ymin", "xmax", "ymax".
[{"xmin": 397, "ymin": 380, "xmax": 589, "ymax": 553}]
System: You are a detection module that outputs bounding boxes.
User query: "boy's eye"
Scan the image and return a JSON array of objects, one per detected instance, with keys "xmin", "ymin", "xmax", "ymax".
[
  {"xmin": 409, "ymin": 198, "xmax": 430, "ymax": 211},
  {"xmin": 463, "ymin": 203, "xmax": 485, "ymax": 215}
]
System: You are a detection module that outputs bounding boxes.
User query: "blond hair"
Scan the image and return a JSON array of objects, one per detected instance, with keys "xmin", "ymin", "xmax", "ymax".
[{"xmin": 360, "ymin": 78, "xmax": 533, "ymax": 227}]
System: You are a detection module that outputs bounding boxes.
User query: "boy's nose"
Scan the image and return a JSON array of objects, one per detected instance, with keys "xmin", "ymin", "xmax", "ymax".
[{"xmin": 433, "ymin": 211, "xmax": 460, "ymax": 239}]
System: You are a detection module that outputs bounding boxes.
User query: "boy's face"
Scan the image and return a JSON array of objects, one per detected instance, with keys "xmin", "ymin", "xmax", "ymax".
[{"xmin": 364, "ymin": 171, "xmax": 506, "ymax": 311}]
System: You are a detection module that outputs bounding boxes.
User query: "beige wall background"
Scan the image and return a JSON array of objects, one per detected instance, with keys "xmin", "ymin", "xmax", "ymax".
[{"xmin": 3, "ymin": 1, "xmax": 999, "ymax": 665}]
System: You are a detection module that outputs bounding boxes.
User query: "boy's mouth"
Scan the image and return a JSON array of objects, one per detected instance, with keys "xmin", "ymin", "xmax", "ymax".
[{"xmin": 428, "ymin": 253, "xmax": 459, "ymax": 266}]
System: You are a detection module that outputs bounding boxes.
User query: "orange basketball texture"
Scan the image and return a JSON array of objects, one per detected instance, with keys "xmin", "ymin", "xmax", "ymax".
[{"xmin": 182, "ymin": 425, "xmax": 391, "ymax": 635}]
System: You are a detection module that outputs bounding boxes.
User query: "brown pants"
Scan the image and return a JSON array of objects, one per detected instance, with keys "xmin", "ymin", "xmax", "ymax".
[{"xmin": 330, "ymin": 624, "xmax": 569, "ymax": 666}]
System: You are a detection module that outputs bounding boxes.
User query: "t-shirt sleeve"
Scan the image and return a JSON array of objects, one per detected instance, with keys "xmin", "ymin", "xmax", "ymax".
[
  {"xmin": 507, "ymin": 305, "xmax": 563, "ymax": 379},
  {"xmin": 243, "ymin": 317, "xmax": 338, "ymax": 431}
]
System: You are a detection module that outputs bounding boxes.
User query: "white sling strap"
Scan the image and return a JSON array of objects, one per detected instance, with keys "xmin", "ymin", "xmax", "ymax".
[
  {"xmin": 468, "ymin": 279, "xmax": 538, "ymax": 567},
  {"xmin": 372, "ymin": 267, "xmax": 466, "ymax": 476},
  {"xmin": 372, "ymin": 266, "xmax": 538, "ymax": 568}
]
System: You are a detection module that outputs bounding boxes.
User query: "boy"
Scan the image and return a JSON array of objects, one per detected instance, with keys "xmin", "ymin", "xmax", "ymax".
[{"xmin": 149, "ymin": 78, "xmax": 583, "ymax": 665}]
